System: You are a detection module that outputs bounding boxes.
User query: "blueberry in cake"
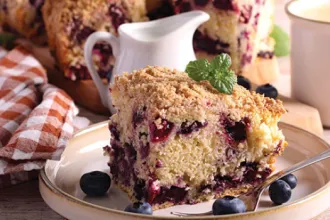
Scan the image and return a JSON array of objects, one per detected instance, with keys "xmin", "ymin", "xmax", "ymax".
[
  {"xmin": 42, "ymin": 0, "xmax": 148, "ymax": 80},
  {"xmin": 104, "ymin": 55, "xmax": 287, "ymax": 210},
  {"xmin": 0, "ymin": 0, "xmax": 46, "ymax": 43}
]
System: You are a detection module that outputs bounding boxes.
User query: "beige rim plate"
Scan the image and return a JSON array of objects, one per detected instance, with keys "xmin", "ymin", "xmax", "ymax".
[{"xmin": 39, "ymin": 121, "xmax": 330, "ymax": 220}]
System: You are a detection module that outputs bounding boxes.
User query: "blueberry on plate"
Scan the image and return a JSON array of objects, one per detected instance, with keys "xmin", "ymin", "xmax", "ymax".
[
  {"xmin": 124, "ymin": 202, "xmax": 153, "ymax": 215},
  {"xmin": 269, "ymin": 180, "xmax": 292, "ymax": 205},
  {"xmin": 237, "ymin": 75, "xmax": 251, "ymax": 90},
  {"xmin": 80, "ymin": 171, "xmax": 111, "ymax": 196},
  {"xmin": 212, "ymin": 196, "xmax": 246, "ymax": 215},
  {"xmin": 280, "ymin": 174, "xmax": 298, "ymax": 189},
  {"xmin": 256, "ymin": 84, "xmax": 278, "ymax": 99}
]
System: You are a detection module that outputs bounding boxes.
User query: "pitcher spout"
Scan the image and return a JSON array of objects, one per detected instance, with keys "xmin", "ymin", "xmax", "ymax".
[
  {"xmin": 118, "ymin": 10, "xmax": 210, "ymax": 42},
  {"xmin": 171, "ymin": 11, "xmax": 210, "ymax": 34}
]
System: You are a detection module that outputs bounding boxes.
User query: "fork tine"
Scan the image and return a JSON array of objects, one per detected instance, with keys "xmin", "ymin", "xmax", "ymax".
[
  {"xmin": 171, "ymin": 211, "xmax": 213, "ymax": 217},
  {"xmin": 238, "ymin": 193, "xmax": 259, "ymax": 212}
]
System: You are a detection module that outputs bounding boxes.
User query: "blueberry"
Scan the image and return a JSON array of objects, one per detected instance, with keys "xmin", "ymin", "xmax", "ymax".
[
  {"xmin": 213, "ymin": 0, "xmax": 235, "ymax": 10},
  {"xmin": 178, "ymin": 120, "xmax": 208, "ymax": 135},
  {"xmin": 80, "ymin": 171, "xmax": 111, "ymax": 196},
  {"xmin": 109, "ymin": 4, "xmax": 130, "ymax": 31},
  {"xmin": 237, "ymin": 75, "xmax": 251, "ymax": 90},
  {"xmin": 194, "ymin": 0, "xmax": 210, "ymax": 6},
  {"xmin": 280, "ymin": 174, "xmax": 297, "ymax": 189},
  {"xmin": 212, "ymin": 196, "xmax": 246, "ymax": 215},
  {"xmin": 225, "ymin": 120, "xmax": 247, "ymax": 142},
  {"xmin": 269, "ymin": 180, "xmax": 292, "ymax": 205},
  {"xmin": 124, "ymin": 202, "xmax": 153, "ymax": 215},
  {"xmin": 149, "ymin": 119, "xmax": 174, "ymax": 142},
  {"xmin": 256, "ymin": 84, "xmax": 278, "ymax": 99}
]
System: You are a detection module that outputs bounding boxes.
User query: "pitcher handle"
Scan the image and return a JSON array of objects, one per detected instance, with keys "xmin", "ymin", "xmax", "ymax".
[{"xmin": 84, "ymin": 31, "xmax": 120, "ymax": 112}]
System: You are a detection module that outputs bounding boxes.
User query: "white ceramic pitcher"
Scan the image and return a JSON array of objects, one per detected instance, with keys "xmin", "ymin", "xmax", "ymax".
[{"xmin": 84, "ymin": 11, "xmax": 210, "ymax": 113}]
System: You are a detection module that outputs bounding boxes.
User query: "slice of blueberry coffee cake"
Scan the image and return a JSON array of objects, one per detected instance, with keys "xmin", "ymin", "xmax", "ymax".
[
  {"xmin": 0, "ymin": 0, "xmax": 46, "ymax": 43},
  {"xmin": 42, "ymin": 0, "xmax": 147, "ymax": 81},
  {"xmin": 149, "ymin": 0, "xmax": 275, "ymax": 75},
  {"xmin": 104, "ymin": 55, "xmax": 287, "ymax": 210}
]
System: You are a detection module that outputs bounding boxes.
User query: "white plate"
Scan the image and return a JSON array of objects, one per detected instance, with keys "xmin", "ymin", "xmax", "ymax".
[{"xmin": 39, "ymin": 121, "xmax": 330, "ymax": 220}]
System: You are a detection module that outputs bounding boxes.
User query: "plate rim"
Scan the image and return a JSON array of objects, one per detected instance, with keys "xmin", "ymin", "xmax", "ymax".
[{"xmin": 40, "ymin": 121, "xmax": 330, "ymax": 219}]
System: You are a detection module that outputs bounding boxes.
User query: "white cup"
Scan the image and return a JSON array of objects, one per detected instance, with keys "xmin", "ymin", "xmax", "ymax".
[{"xmin": 286, "ymin": 0, "xmax": 330, "ymax": 126}]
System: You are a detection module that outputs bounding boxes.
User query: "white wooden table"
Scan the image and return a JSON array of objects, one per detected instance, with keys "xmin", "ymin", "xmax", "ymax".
[{"xmin": 1, "ymin": 0, "xmax": 330, "ymax": 219}]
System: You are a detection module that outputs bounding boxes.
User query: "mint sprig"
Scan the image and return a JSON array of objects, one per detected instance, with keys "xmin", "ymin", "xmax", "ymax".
[
  {"xmin": 270, "ymin": 24, "xmax": 290, "ymax": 57},
  {"xmin": 185, "ymin": 54, "xmax": 237, "ymax": 94}
]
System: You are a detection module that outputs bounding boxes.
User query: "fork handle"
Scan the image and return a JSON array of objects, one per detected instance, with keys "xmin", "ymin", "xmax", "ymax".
[
  {"xmin": 263, "ymin": 149, "xmax": 330, "ymax": 188},
  {"xmin": 171, "ymin": 211, "xmax": 213, "ymax": 217}
]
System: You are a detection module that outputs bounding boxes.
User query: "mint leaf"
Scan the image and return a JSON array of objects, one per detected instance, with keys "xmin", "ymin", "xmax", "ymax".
[
  {"xmin": 270, "ymin": 24, "xmax": 290, "ymax": 57},
  {"xmin": 0, "ymin": 33, "xmax": 17, "ymax": 50},
  {"xmin": 208, "ymin": 69, "xmax": 237, "ymax": 95},
  {"xmin": 185, "ymin": 53, "xmax": 237, "ymax": 94},
  {"xmin": 186, "ymin": 59, "xmax": 210, "ymax": 81},
  {"xmin": 210, "ymin": 53, "xmax": 231, "ymax": 71}
]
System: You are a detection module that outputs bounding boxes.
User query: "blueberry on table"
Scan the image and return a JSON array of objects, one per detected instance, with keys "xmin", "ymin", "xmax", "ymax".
[
  {"xmin": 269, "ymin": 180, "xmax": 292, "ymax": 205},
  {"xmin": 124, "ymin": 202, "xmax": 153, "ymax": 215},
  {"xmin": 80, "ymin": 171, "xmax": 111, "ymax": 196},
  {"xmin": 280, "ymin": 174, "xmax": 298, "ymax": 189},
  {"xmin": 212, "ymin": 196, "xmax": 246, "ymax": 215},
  {"xmin": 256, "ymin": 84, "xmax": 278, "ymax": 99},
  {"xmin": 237, "ymin": 75, "xmax": 251, "ymax": 90}
]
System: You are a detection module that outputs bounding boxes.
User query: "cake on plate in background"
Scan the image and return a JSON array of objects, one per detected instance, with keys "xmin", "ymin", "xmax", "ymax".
[
  {"xmin": 42, "ymin": 0, "xmax": 148, "ymax": 81},
  {"xmin": 148, "ymin": 0, "xmax": 278, "ymax": 84}
]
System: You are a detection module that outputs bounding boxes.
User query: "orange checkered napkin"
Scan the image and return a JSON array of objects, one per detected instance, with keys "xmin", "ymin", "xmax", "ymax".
[{"xmin": 0, "ymin": 46, "xmax": 90, "ymax": 188}]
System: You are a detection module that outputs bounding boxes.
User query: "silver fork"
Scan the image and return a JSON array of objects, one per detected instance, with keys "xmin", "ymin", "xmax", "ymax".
[{"xmin": 172, "ymin": 148, "xmax": 330, "ymax": 217}]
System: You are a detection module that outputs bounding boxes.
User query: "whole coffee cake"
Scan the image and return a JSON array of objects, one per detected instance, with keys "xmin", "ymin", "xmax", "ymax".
[{"xmin": 104, "ymin": 65, "xmax": 287, "ymax": 210}]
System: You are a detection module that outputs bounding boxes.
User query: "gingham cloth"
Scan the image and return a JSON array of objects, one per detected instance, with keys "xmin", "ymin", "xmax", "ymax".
[{"xmin": 0, "ymin": 46, "xmax": 90, "ymax": 188}]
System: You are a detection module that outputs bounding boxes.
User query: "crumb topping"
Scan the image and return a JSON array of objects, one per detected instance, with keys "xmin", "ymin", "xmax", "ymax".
[{"xmin": 111, "ymin": 66, "xmax": 286, "ymax": 123}]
